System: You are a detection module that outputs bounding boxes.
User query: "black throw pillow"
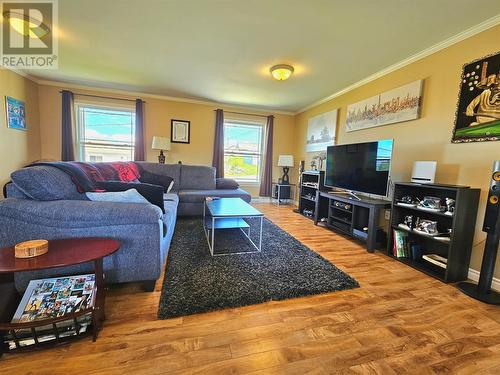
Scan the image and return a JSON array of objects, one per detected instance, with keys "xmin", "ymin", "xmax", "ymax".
[
  {"xmin": 216, "ymin": 178, "xmax": 239, "ymax": 189},
  {"xmin": 138, "ymin": 170, "xmax": 174, "ymax": 193},
  {"xmin": 95, "ymin": 181, "xmax": 165, "ymax": 213}
]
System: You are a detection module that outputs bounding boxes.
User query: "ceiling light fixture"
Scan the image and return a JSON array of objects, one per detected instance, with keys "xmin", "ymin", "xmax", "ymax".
[
  {"xmin": 270, "ymin": 64, "xmax": 294, "ymax": 81},
  {"xmin": 3, "ymin": 10, "xmax": 50, "ymax": 38}
]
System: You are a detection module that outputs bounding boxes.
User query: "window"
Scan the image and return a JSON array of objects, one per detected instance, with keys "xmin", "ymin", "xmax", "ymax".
[
  {"xmin": 76, "ymin": 104, "xmax": 135, "ymax": 162},
  {"xmin": 223, "ymin": 120, "xmax": 264, "ymax": 182}
]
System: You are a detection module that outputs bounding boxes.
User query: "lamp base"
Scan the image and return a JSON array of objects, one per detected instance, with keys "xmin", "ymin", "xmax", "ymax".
[
  {"xmin": 158, "ymin": 150, "xmax": 165, "ymax": 164},
  {"xmin": 281, "ymin": 167, "xmax": 290, "ymax": 184}
]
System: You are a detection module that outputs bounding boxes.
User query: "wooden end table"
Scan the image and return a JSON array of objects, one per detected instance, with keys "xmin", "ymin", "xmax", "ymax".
[{"xmin": 0, "ymin": 238, "xmax": 120, "ymax": 355}]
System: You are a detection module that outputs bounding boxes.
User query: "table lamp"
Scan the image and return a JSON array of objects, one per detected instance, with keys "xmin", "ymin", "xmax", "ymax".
[
  {"xmin": 151, "ymin": 136, "xmax": 171, "ymax": 164},
  {"xmin": 278, "ymin": 155, "xmax": 294, "ymax": 184}
]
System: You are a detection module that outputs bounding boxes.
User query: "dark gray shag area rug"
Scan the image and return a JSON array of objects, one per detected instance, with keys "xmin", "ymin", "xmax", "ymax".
[{"xmin": 158, "ymin": 217, "xmax": 359, "ymax": 319}]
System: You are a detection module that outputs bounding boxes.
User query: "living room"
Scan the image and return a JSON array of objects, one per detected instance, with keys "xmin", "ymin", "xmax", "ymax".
[{"xmin": 0, "ymin": 1, "xmax": 499, "ymax": 373}]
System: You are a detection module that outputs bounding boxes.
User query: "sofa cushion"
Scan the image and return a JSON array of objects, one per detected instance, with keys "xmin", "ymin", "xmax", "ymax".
[
  {"xmin": 180, "ymin": 165, "xmax": 216, "ymax": 190},
  {"xmin": 216, "ymin": 178, "xmax": 239, "ymax": 189},
  {"xmin": 138, "ymin": 170, "xmax": 174, "ymax": 193},
  {"xmin": 178, "ymin": 188, "xmax": 251, "ymax": 203},
  {"xmin": 86, "ymin": 189, "xmax": 150, "ymax": 204},
  {"xmin": 96, "ymin": 181, "xmax": 165, "ymax": 213},
  {"xmin": 10, "ymin": 166, "xmax": 87, "ymax": 201},
  {"xmin": 163, "ymin": 193, "xmax": 179, "ymax": 204},
  {"xmin": 135, "ymin": 162, "xmax": 181, "ymax": 191},
  {"xmin": 4, "ymin": 182, "xmax": 29, "ymax": 199}
]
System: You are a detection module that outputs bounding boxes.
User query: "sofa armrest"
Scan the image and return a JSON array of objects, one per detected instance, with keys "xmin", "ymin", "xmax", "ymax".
[{"xmin": 0, "ymin": 198, "xmax": 163, "ymax": 228}]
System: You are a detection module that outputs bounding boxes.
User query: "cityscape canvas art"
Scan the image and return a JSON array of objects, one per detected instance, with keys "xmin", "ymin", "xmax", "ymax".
[
  {"xmin": 345, "ymin": 80, "xmax": 423, "ymax": 132},
  {"xmin": 305, "ymin": 109, "xmax": 338, "ymax": 152},
  {"xmin": 452, "ymin": 51, "xmax": 500, "ymax": 143}
]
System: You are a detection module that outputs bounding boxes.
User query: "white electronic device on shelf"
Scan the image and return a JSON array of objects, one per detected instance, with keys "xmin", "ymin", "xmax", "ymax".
[{"xmin": 411, "ymin": 161, "xmax": 437, "ymax": 184}]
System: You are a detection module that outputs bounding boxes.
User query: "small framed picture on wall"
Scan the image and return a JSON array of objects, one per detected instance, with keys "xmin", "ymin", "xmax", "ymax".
[
  {"xmin": 5, "ymin": 96, "xmax": 27, "ymax": 131},
  {"xmin": 171, "ymin": 119, "xmax": 190, "ymax": 144}
]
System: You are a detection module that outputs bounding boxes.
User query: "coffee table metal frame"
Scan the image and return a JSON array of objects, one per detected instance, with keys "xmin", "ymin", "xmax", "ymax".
[{"xmin": 203, "ymin": 198, "xmax": 264, "ymax": 256}]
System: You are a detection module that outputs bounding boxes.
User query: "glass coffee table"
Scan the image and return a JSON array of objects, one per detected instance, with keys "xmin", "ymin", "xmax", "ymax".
[{"xmin": 203, "ymin": 197, "xmax": 264, "ymax": 256}]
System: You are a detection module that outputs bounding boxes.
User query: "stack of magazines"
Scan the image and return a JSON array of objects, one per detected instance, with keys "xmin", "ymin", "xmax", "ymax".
[{"xmin": 5, "ymin": 274, "xmax": 96, "ymax": 349}]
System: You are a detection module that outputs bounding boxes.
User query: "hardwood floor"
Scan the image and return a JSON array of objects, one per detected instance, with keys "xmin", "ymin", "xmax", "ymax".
[{"xmin": 2, "ymin": 203, "xmax": 500, "ymax": 374}]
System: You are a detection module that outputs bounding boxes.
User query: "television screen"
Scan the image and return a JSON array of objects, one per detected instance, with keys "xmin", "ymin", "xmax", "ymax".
[{"xmin": 325, "ymin": 139, "xmax": 393, "ymax": 196}]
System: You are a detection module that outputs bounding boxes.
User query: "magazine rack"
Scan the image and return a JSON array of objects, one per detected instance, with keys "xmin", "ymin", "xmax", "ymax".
[{"xmin": 0, "ymin": 238, "xmax": 120, "ymax": 355}]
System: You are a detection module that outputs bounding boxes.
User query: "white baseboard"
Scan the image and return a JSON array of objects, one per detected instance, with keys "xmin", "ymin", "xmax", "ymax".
[
  {"xmin": 467, "ymin": 268, "xmax": 500, "ymax": 292},
  {"xmin": 251, "ymin": 197, "xmax": 271, "ymax": 203}
]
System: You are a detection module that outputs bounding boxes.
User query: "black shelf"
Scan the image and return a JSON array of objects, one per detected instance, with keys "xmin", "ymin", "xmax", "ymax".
[
  {"xmin": 301, "ymin": 195, "xmax": 316, "ymax": 202},
  {"xmin": 297, "ymin": 171, "xmax": 325, "ymax": 219},
  {"xmin": 388, "ymin": 182, "xmax": 480, "ymax": 283},
  {"xmin": 330, "ymin": 216, "xmax": 352, "ymax": 225},
  {"xmin": 388, "ymin": 255, "xmax": 446, "ymax": 281},
  {"xmin": 394, "ymin": 203, "xmax": 454, "ymax": 218},
  {"xmin": 391, "ymin": 225, "xmax": 451, "ymax": 246},
  {"xmin": 330, "ymin": 205, "xmax": 353, "ymax": 214}
]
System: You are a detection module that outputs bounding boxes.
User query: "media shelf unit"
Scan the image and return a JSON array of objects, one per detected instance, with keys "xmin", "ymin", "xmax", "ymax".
[
  {"xmin": 314, "ymin": 191, "xmax": 391, "ymax": 252},
  {"xmin": 388, "ymin": 182, "xmax": 480, "ymax": 283},
  {"xmin": 298, "ymin": 171, "xmax": 324, "ymax": 220}
]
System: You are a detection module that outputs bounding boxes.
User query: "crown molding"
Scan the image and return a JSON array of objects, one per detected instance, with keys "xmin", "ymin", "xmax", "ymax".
[
  {"xmin": 33, "ymin": 79, "xmax": 296, "ymax": 116},
  {"xmin": 296, "ymin": 14, "xmax": 500, "ymax": 114},
  {"xmin": 1, "ymin": 66, "xmax": 37, "ymax": 82}
]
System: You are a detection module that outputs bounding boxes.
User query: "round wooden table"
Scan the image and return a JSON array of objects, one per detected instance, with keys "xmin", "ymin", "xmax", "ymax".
[{"xmin": 0, "ymin": 238, "xmax": 120, "ymax": 354}]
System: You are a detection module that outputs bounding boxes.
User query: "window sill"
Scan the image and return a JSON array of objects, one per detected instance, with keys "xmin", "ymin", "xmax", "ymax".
[{"xmin": 236, "ymin": 181, "xmax": 261, "ymax": 186}]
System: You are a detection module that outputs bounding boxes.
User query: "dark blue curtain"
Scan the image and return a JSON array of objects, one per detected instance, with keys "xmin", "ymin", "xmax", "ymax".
[
  {"xmin": 61, "ymin": 90, "xmax": 75, "ymax": 161},
  {"xmin": 212, "ymin": 109, "xmax": 224, "ymax": 178},
  {"xmin": 134, "ymin": 99, "xmax": 145, "ymax": 161},
  {"xmin": 259, "ymin": 115, "xmax": 274, "ymax": 197}
]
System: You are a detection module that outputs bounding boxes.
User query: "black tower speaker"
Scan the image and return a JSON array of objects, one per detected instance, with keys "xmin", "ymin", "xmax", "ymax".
[{"xmin": 458, "ymin": 160, "xmax": 500, "ymax": 304}]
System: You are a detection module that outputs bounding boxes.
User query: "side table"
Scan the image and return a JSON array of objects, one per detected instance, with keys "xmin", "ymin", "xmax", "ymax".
[
  {"xmin": 272, "ymin": 183, "xmax": 296, "ymax": 206},
  {"xmin": 0, "ymin": 238, "xmax": 120, "ymax": 355}
]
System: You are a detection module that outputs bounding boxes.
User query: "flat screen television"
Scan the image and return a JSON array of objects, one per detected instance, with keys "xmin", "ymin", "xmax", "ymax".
[{"xmin": 325, "ymin": 139, "xmax": 393, "ymax": 197}]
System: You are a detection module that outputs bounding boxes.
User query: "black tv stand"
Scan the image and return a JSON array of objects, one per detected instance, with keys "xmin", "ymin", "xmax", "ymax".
[
  {"xmin": 328, "ymin": 190, "xmax": 362, "ymax": 200},
  {"xmin": 314, "ymin": 191, "xmax": 391, "ymax": 252}
]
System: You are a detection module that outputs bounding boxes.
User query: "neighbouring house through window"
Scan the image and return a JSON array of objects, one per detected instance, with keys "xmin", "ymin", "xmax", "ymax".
[
  {"xmin": 223, "ymin": 119, "xmax": 264, "ymax": 183},
  {"xmin": 76, "ymin": 103, "xmax": 135, "ymax": 162}
]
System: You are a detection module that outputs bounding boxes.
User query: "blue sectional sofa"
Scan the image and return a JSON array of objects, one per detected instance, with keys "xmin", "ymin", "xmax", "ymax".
[{"xmin": 0, "ymin": 162, "xmax": 251, "ymax": 291}]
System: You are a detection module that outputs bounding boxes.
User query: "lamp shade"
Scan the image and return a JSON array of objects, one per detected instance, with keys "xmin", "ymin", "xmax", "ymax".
[
  {"xmin": 277, "ymin": 155, "xmax": 294, "ymax": 167},
  {"xmin": 151, "ymin": 136, "xmax": 171, "ymax": 150}
]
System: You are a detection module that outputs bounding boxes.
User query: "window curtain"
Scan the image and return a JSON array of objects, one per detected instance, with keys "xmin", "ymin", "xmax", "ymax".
[
  {"xmin": 134, "ymin": 99, "xmax": 145, "ymax": 161},
  {"xmin": 259, "ymin": 115, "xmax": 274, "ymax": 197},
  {"xmin": 212, "ymin": 109, "xmax": 224, "ymax": 178},
  {"xmin": 61, "ymin": 90, "xmax": 75, "ymax": 161}
]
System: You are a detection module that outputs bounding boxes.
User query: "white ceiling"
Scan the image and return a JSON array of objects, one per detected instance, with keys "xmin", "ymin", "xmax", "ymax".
[{"xmin": 25, "ymin": 0, "xmax": 500, "ymax": 112}]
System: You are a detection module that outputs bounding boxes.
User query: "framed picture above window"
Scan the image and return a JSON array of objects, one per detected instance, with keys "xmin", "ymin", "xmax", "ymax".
[{"xmin": 171, "ymin": 119, "xmax": 190, "ymax": 144}]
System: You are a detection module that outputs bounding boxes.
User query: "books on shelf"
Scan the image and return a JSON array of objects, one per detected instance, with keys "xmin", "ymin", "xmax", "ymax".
[
  {"xmin": 393, "ymin": 229, "xmax": 411, "ymax": 258},
  {"xmin": 5, "ymin": 274, "xmax": 96, "ymax": 349}
]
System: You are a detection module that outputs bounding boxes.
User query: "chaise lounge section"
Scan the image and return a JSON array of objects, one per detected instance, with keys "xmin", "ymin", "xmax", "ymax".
[{"xmin": 0, "ymin": 162, "xmax": 251, "ymax": 291}]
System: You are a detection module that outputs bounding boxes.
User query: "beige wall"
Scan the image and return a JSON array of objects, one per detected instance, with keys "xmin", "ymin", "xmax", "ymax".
[
  {"xmin": 37, "ymin": 84, "xmax": 295, "ymax": 197},
  {"xmin": 0, "ymin": 70, "xmax": 40, "ymax": 188},
  {"xmin": 294, "ymin": 25, "xmax": 500, "ymax": 277}
]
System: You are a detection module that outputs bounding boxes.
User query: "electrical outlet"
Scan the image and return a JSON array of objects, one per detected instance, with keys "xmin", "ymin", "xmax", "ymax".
[{"xmin": 384, "ymin": 210, "xmax": 391, "ymax": 220}]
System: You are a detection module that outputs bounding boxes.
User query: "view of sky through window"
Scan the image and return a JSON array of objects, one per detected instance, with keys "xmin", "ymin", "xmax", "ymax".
[{"xmin": 78, "ymin": 105, "xmax": 136, "ymax": 162}]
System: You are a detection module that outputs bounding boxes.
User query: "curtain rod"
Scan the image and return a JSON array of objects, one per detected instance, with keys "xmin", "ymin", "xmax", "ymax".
[
  {"xmin": 59, "ymin": 91, "xmax": 144, "ymax": 103},
  {"xmin": 216, "ymin": 110, "xmax": 271, "ymax": 119}
]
